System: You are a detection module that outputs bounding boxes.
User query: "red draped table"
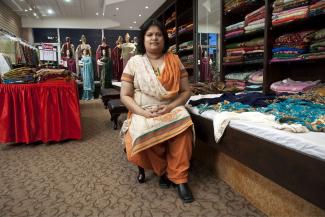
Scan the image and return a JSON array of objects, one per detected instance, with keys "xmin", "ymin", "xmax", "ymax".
[{"xmin": 0, "ymin": 80, "xmax": 81, "ymax": 144}]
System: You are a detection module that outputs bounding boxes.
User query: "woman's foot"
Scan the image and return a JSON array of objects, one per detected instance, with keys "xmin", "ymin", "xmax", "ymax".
[
  {"xmin": 137, "ymin": 167, "xmax": 145, "ymax": 183},
  {"xmin": 176, "ymin": 183, "xmax": 194, "ymax": 203},
  {"xmin": 159, "ymin": 174, "xmax": 172, "ymax": 188}
]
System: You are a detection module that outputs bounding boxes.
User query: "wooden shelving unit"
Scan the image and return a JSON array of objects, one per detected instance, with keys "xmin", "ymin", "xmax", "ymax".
[
  {"xmin": 220, "ymin": 0, "xmax": 325, "ymax": 93},
  {"xmin": 141, "ymin": 0, "xmax": 196, "ymax": 80}
]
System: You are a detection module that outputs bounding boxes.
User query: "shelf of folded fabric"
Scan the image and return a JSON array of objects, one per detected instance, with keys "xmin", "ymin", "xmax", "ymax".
[
  {"xmin": 178, "ymin": 30, "xmax": 193, "ymax": 44},
  {"xmin": 177, "ymin": 8, "xmax": 193, "ymax": 26},
  {"xmin": 272, "ymin": 13, "xmax": 325, "ymax": 33},
  {"xmin": 223, "ymin": 59, "xmax": 264, "ymax": 66},
  {"xmin": 165, "ymin": 19, "xmax": 175, "ymax": 29},
  {"xmin": 225, "ymin": 29, "xmax": 264, "ymax": 43},
  {"xmin": 270, "ymin": 56, "xmax": 325, "ymax": 64},
  {"xmin": 168, "ymin": 36, "xmax": 176, "ymax": 44},
  {"xmin": 224, "ymin": 1, "xmax": 265, "ymax": 16},
  {"xmin": 177, "ymin": 49, "xmax": 193, "ymax": 57}
]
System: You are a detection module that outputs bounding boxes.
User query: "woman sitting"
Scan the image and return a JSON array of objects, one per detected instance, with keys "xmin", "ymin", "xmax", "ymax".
[{"xmin": 120, "ymin": 19, "xmax": 194, "ymax": 203}]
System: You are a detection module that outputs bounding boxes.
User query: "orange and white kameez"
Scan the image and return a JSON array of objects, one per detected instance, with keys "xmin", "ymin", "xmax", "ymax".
[{"xmin": 121, "ymin": 52, "xmax": 194, "ymax": 184}]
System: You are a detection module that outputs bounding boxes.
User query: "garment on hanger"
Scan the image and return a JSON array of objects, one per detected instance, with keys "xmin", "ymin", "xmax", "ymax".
[
  {"xmin": 96, "ymin": 44, "xmax": 110, "ymax": 78},
  {"xmin": 81, "ymin": 55, "xmax": 94, "ymax": 100},
  {"xmin": 99, "ymin": 55, "xmax": 113, "ymax": 88},
  {"xmin": 199, "ymin": 56, "xmax": 212, "ymax": 81},
  {"xmin": 121, "ymin": 42, "xmax": 135, "ymax": 69},
  {"xmin": 62, "ymin": 56, "xmax": 76, "ymax": 73},
  {"xmin": 112, "ymin": 46, "xmax": 123, "ymax": 81},
  {"xmin": 75, "ymin": 44, "xmax": 91, "ymax": 76}
]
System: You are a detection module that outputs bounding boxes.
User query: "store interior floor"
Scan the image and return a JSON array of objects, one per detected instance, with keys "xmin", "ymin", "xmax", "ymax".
[{"xmin": 0, "ymin": 99, "xmax": 265, "ymax": 217}]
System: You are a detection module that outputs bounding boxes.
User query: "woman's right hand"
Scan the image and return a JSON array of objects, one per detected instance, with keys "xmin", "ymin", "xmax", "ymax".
[{"xmin": 140, "ymin": 109, "xmax": 159, "ymax": 118}]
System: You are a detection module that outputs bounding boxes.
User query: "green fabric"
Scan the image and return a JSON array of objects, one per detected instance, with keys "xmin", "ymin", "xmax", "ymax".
[{"xmin": 100, "ymin": 56, "xmax": 113, "ymax": 88}]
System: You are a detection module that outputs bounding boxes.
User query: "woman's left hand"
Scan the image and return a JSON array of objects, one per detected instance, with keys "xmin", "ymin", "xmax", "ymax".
[{"xmin": 157, "ymin": 104, "xmax": 173, "ymax": 115}]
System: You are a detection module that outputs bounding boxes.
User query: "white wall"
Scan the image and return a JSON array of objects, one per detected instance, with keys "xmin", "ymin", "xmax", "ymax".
[{"xmin": 21, "ymin": 18, "xmax": 130, "ymax": 29}]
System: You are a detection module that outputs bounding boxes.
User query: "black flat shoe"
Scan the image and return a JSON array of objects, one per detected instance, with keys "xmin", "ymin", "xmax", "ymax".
[
  {"xmin": 137, "ymin": 167, "xmax": 145, "ymax": 183},
  {"xmin": 176, "ymin": 183, "xmax": 194, "ymax": 203},
  {"xmin": 159, "ymin": 174, "xmax": 172, "ymax": 188}
]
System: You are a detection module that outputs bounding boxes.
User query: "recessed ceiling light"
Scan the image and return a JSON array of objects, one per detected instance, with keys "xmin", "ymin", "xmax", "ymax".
[
  {"xmin": 64, "ymin": 0, "xmax": 71, "ymax": 2},
  {"xmin": 133, "ymin": 21, "xmax": 137, "ymax": 24},
  {"xmin": 33, "ymin": 12, "xmax": 37, "ymax": 16},
  {"xmin": 138, "ymin": 14, "xmax": 141, "ymax": 17},
  {"xmin": 116, "ymin": 7, "xmax": 119, "ymax": 10},
  {"xmin": 47, "ymin": 9, "xmax": 54, "ymax": 14},
  {"xmin": 145, "ymin": 6, "xmax": 149, "ymax": 9},
  {"xmin": 24, "ymin": 9, "xmax": 28, "ymax": 12},
  {"xmin": 129, "ymin": 26, "xmax": 133, "ymax": 29},
  {"xmin": 96, "ymin": 12, "xmax": 99, "ymax": 16},
  {"xmin": 102, "ymin": 13, "xmax": 104, "ymax": 16},
  {"xmin": 29, "ymin": 8, "xmax": 32, "ymax": 11}
]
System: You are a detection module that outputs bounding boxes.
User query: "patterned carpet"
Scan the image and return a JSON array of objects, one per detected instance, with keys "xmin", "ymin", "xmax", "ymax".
[{"xmin": 0, "ymin": 99, "xmax": 266, "ymax": 217}]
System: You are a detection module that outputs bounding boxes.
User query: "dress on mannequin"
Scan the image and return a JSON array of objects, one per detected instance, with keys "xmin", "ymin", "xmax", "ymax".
[
  {"xmin": 96, "ymin": 37, "xmax": 111, "ymax": 79},
  {"xmin": 97, "ymin": 48, "xmax": 113, "ymax": 88},
  {"xmin": 199, "ymin": 50, "xmax": 212, "ymax": 82},
  {"xmin": 80, "ymin": 49, "xmax": 94, "ymax": 100},
  {"xmin": 60, "ymin": 37, "xmax": 75, "ymax": 58},
  {"xmin": 121, "ymin": 33, "xmax": 136, "ymax": 69},
  {"xmin": 75, "ymin": 35, "xmax": 91, "ymax": 77},
  {"xmin": 112, "ymin": 36, "xmax": 123, "ymax": 81},
  {"xmin": 61, "ymin": 49, "xmax": 76, "ymax": 73}
]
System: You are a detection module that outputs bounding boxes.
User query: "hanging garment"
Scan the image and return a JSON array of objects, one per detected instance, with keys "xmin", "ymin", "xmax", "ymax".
[
  {"xmin": 81, "ymin": 55, "xmax": 94, "ymax": 100},
  {"xmin": 112, "ymin": 46, "xmax": 123, "ymax": 81},
  {"xmin": 75, "ymin": 43, "xmax": 91, "ymax": 76},
  {"xmin": 199, "ymin": 57, "xmax": 212, "ymax": 81},
  {"xmin": 96, "ymin": 45, "xmax": 110, "ymax": 78},
  {"xmin": 62, "ymin": 57, "xmax": 76, "ymax": 73},
  {"xmin": 99, "ymin": 56, "xmax": 113, "ymax": 88},
  {"xmin": 121, "ymin": 42, "xmax": 135, "ymax": 69}
]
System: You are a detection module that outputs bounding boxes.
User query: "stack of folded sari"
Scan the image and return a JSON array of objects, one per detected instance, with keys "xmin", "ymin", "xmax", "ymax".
[
  {"xmin": 224, "ymin": 0, "xmax": 259, "ymax": 13},
  {"xmin": 272, "ymin": 0, "xmax": 309, "ymax": 26},
  {"xmin": 300, "ymin": 28, "xmax": 325, "ymax": 60},
  {"xmin": 270, "ymin": 78, "xmax": 321, "ymax": 93},
  {"xmin": 309, "ymin": 0, "xmax": 325, "ymax": 16},
  {"xmin": 34, "ymin": 68, "xmax": 73, "ymax": 82},
  {"xmin": 244, "ymin": 6, "xmax": 265, "ymax": 33},
  {"xmin": 272, "ymin": 31, "xmax": 313, "ymax": 61},
  {"xmin": 225, "ymin": 21, "xmax": 245, "ymax": 39},
  {"xmin": 224, "ymin": 37, "xmax": 264, "ymax": 64},
  {"xmin": 1, "ymin": 67, "xmax": 35, "ymax": 84},
  {"xmin": 245, "ymin": 69, "xmax": 263, "ymax": 92}
]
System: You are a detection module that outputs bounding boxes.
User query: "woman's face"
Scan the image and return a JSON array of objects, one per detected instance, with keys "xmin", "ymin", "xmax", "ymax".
[
  {"xmin": 144, "ymin": 25, "xmax": 164, "ymax": 54},
  {"xmin": 82, "ymin": 49, "xmax": 87, "ymax": 55}
]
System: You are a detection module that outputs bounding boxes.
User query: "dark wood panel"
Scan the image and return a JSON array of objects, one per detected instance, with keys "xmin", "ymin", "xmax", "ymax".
[{"xmin": 191, "ymin": 113, "xmax": 325, "ymax": 210}]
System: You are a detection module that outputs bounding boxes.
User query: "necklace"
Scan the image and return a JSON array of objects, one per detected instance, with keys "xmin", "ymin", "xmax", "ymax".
[{"xmin": 153, "ymin": 66, "xmax": 160, "ymax": 76}]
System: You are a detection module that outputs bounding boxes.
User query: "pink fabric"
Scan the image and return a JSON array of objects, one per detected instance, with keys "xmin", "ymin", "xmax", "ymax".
[{"xmin": 270, "ymin": 78, "xmax": 321, "ymax": 93}]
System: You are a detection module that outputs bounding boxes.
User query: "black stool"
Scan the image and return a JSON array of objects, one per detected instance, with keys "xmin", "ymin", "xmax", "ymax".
[
  {"xmin": 107, "ymin": 99, "xmax": 128, "ymax": 129},
  {"xmin": 101, "ymin": 88, "xmax": 120, "ymax": 109}
]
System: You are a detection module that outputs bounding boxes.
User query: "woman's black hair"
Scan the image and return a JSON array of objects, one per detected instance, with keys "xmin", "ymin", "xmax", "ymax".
[{"xmin": 137, "ymin": 19, "xmax": 169, "ymax": 55}]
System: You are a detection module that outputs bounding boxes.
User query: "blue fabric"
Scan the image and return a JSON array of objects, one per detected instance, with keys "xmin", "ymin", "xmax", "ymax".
[
  {"xmin": 189, "ymin": 92, "xmax": 276, "ymax": 107},
  {"xmin": 81, "ymin": 55, "xmax": 94, "ymax": 95},
  {"xmin": 272, "ymin": 47, "xmax": 306, "ymax": 54},
  {"xmin": 216, "ymin": 99, "xmax": 325, "ymax": 132}
]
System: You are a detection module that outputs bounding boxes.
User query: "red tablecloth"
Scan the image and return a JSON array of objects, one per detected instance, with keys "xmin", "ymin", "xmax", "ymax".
[{"xmin": 0, "ymin": 80, "xmax": 81, "ymax": 144}]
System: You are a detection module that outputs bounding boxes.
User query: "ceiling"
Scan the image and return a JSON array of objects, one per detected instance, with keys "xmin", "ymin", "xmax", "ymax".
[{"xmin": 2, "ymin": 0, "xmax": 166, "ymax": 29}]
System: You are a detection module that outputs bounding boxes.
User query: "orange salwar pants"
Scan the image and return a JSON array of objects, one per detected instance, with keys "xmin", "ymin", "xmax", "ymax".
[{"xmin": 125, "ymin": 127, "xmax": 193, "ymax": 184}]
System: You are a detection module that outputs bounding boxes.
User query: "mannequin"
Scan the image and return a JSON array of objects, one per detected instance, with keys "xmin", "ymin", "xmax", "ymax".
[
  {"xmin": 60, "ymin": 37, "xmax": 75, "ymax": 58},
  {"xmin": 199, "ymin": 50, "xmax": 212, "ymax": 82},
  {"xmin": 62, "ymin": 48, "xmax": 76, "ymax": 73},
  {"xmin": 132, "ymin": 36, "xmax": 139, "ymax": 55},
  {"xmin": 79, "ymin": 49, "xmax": 94, "ymax": 100},
  {"xmin": 96, "ymin": 37, "xmax": 111, "ymax": 79},
  {"xmin": 121, "ymin": 33, "xmax": 135, "ymax": 69},
  {"xmin": 97, "ymin": 48, "xmax": 113, "ymax": 88},
  {"xmin": 112, "ymin": 36, "xmax": 123, "ymax": 81},
  {"xmin": 75, "ymin": 35, "xmax": 91, "ymax": 77}
]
